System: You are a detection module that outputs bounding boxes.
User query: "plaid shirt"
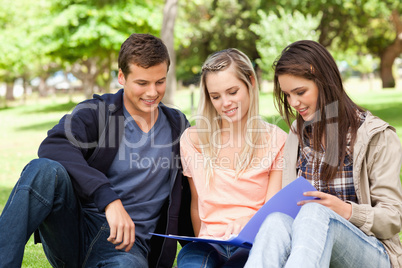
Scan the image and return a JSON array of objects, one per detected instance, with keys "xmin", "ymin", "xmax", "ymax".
[{"xmin": 297, "ymin": 111, "xmax": 366, "ymax": 202}]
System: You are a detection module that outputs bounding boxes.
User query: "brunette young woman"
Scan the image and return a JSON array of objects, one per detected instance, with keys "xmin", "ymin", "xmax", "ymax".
[{"xmin": 245, "ymin": 40, "xmax": 402, "ymax": 268}]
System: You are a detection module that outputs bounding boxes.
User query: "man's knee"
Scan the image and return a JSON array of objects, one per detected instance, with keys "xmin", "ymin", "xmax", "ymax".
[
  {"xmin": 26, "ymin": 158, "xmax": 65, "ymax": 173},
  {"xmin": 20, "ymin": 158, "xmax": 70, "ymax": 190}
]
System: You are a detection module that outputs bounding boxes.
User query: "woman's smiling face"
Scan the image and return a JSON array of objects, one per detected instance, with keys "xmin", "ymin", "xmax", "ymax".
[
  {"xmin": 205, "ymin": 65, "xmax": 250, "ymax": 126},
  {"xmin": 278, "ymin": 74, "xmax": 319, "ymax": 121}
]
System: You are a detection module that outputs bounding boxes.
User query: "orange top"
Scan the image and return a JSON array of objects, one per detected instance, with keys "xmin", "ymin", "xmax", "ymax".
[{"xmin": 180, "ymin": 123, "xmax": 287, "ymax": 238}]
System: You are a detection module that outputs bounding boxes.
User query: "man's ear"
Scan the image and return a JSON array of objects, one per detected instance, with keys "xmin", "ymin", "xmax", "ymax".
[{"xmin": 118, "ymin": 69, "xmax": 125, "ymax": 85}]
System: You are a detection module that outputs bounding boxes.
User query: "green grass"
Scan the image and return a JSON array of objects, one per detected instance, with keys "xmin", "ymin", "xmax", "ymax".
[{"xmin": 0, "ymin": 78, "xmax": 402, "ymax": 266}]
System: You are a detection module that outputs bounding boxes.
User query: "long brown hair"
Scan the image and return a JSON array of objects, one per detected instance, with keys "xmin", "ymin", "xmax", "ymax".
[{"xmin": 273, "ymin": 40, "xmax": 364, "ymax": 182}]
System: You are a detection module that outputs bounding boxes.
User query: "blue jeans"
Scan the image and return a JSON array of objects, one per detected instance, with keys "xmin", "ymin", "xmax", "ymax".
[
  {"xmin": 245, "ymin": 203, "xmax": 391, "ymax": 268},
  {"xmin": 0, "ymin": 158, "xmax": 148, "ymax": 268},
  {"xmin": 177, "ymin": 242, "xmax": 249, "ymax": 267}
]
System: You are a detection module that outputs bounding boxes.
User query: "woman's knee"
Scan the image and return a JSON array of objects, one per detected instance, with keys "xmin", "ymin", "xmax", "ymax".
[
  {"xmin": 297, "ymin": 203, "xmax": 332, "ymax": 220},
  {"xmin": 258, "ymin": 212, "xmax": 293, "ymax": 236}
]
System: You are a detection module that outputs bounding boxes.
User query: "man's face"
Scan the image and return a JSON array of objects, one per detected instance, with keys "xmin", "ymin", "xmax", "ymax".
[{"xmin": 118, "ymin": 63, "xmax": 167, "ymax": 119}]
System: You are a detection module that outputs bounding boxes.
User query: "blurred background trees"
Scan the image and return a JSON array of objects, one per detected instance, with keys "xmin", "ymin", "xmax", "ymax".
[{"xmin": 0, "ymin": 0, "xmax": 401, "ymax": 106}]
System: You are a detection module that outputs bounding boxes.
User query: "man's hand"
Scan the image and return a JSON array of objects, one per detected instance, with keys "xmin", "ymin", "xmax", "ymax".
[{"xmin": 105, "ymin": 199, "xmax": 135, "ymax": 252}]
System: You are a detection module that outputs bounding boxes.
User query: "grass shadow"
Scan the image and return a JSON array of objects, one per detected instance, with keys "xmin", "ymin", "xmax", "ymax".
[
  {"xmin": 16, "ymin": 120, "xmax": 60, "ymax": 132},
  {"xmin": 0, "ymin": 106, "xmax": 12, "ymax": 111},
  {"xmin": 32, "ymin": 101, "xmax": 77, "ymax": 113},
  {"xmin": 363, "ymin": 103, "xmax": 402, "ymax": 130}
]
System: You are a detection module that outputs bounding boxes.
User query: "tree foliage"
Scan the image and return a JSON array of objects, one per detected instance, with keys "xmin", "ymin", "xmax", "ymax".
[
  {"xmin": 0, "ymin": 0, "xmax": 165, "ymax": 98},
  {"xmin": 175, "ymin": 0, "xmax": 262, "ymax": 83},
  {"xmin": 273, "ymin": 0, "xmax": 402, "ymax": 87},
  {"xmin": 250, "ymin": 7, "xmax": 321, "ymax": 80},
  {"xmin": 0, "ymin": 0, "xmax": 401, "ymax": 98},
  {"xmin": 37, "ymin": 0, "xmax": 164, "ymax": 97}
]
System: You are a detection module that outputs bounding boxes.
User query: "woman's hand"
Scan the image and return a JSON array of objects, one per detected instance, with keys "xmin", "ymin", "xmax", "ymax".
[
  {"xmin": 223, "ymin": 215, "xmax": 252, "ymax": 239},
  {"xmin": 298, "ymin": 191, "xmax": 352, "ymax": 220}
]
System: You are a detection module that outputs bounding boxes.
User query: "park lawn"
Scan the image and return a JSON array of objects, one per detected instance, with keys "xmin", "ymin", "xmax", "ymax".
[{"xmin": 0, "ymin": 83, "xmax": 401, "ymax": 267}]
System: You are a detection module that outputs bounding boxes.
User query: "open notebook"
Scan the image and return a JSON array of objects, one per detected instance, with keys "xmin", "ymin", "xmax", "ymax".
[{"xmin": 150, "ymin": 176, "xmax": 317, "ymax": 249}]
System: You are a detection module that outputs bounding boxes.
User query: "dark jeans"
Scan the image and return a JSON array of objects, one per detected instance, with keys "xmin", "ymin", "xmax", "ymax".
[
  {"xmin": 177, "ymin": 242, "xmax": 249, "ymax": 267},
  {"xmin": 0, "ymin": 158, "xmax": 148, "ymax": 268}
]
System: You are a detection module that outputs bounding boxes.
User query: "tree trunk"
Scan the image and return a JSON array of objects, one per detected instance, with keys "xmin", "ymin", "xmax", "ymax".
[
  {"xmin": 21, "ymin": 76, "xmax": 29, "ymax": 104},
  {"xmin": 71, "ymin": 59, "xmax": 100, "ymax": 99},
  {"xmin": 5, "ymin": 82, "xmax": 14, "ymax": 101},
  {"xmin": 161, "ymin": 0, "xmax": 178, "ymax": 107},
  {"xmin": 102, "ymin": 54, "xmax": 113, "ymax": 94},
  {"xmin": 64, "ymin": 71, "xmax": 74, "ymax": 102},
  {"xmin": 82, "ymin": 75, "xmax": 96, "ymax": 99},
  {"xmin": 380, "ymin": 10, "xmax": 402, "ymax": 89},
  {"xmin": 38, "ymin": 63, "xmax": 58, "ymax": 97},
  {"xmin": 380, "ymin": 51, "xmax": 397, "ymax": 88},
  {"xmin": 38, "ymin": 76, "xmax": 48, "ymax": 97}
]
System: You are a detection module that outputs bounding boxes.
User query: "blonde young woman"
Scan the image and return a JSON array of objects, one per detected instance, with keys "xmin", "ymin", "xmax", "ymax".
[{"xmin": 177, "ymin": 48, "xmax": 288, "ymax": 267}]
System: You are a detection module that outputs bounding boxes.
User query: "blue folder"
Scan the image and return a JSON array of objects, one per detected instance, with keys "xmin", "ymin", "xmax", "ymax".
[{"xmin": 150, "ymin": 176, "xmax": 317, "ymax": 249}]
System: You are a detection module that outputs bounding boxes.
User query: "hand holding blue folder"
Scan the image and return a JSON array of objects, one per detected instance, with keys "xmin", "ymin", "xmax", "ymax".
[{"xmin": 150, "ymin": 177, "xmax": 317, "ymax": 249}]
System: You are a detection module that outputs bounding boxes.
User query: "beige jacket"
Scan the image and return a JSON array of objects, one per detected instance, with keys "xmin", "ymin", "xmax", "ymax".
[{"xmin": 282, "ymin": 112, "xmax": 402, "ymax": 267}]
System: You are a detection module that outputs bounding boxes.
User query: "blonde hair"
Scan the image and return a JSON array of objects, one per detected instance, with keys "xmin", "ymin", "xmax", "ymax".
[{"xmin": 196, "ymin": 48, "xmax": 267, "ymax": 186}]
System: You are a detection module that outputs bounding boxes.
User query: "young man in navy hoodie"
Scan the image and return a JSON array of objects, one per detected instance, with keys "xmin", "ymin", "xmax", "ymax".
[{"xmin": 0, "ymin": 33, "xmax": 192, "ymax": 268}]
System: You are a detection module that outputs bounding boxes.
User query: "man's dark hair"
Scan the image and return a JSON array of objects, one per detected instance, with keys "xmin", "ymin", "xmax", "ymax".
[{"xmin": 118, "ymin": 33, "xmax": 170, "ymax": 78}]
